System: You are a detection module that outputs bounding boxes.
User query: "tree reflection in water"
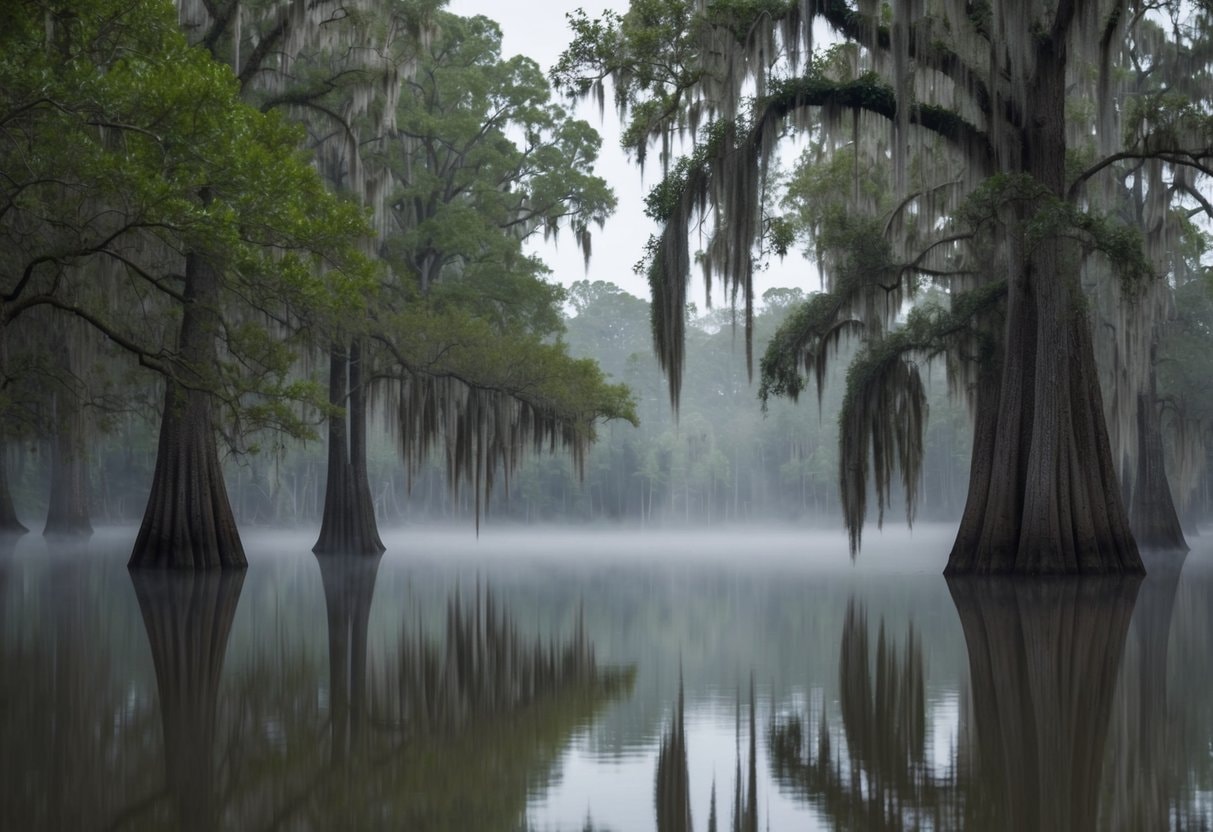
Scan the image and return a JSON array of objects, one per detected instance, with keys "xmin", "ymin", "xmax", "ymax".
[
  {"xmin": 770, "ymin": 580, "xmax": 1141, "ymax": 831},
  {"xmin": 118, "ymin": 556, "xmax": 632, "ymax": 831},
  {"xmin": 768, "ymin": 600, "xmax": 942, "ymax": 830},
  {"xmin": 1100, "ymin": 554, "xmax": 1184, "ymax": 830},
  {"xmin": 1, "ymin": 550, "xmax": 161, "ymax": 831},
  {"xmin": 131, "ymin": 569, "xmax": 246, "ymax": 832},
  {"xmin": 654, "ymin": 670, "xmax": 692, "ymax": 831},
  {"xmin": 316, "ymin": 553, "xmax": 382, "ymax": 763},
  {"xmin": 950, "ymin": 577, "xmax": 1139, "ymax": 831},
  {"xmin": 15, "ymin": 548, "xmax": 1208, "ymax": 829},
  {"xmin": 651, "ymin": 675, "xmax": 758, "ymax": 832},
  {"xmin": 290, "ymin": 556, "xmax": 633, "ymax": 830}
]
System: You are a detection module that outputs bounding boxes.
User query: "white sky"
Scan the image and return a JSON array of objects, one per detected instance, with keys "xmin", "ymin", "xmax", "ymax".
[{"xmin": 446, "ymin": 0, "xmax": 817, "ymax": 309}]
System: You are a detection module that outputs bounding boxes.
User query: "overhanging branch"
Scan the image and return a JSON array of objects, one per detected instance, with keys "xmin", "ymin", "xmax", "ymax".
[
  {"xmin": 764, "ymin": 74, "xmax": 994, "ymax": 168},
  {"xmin": 1067, "ymin": 147, "xmax": 1213, "ymax": 201}
]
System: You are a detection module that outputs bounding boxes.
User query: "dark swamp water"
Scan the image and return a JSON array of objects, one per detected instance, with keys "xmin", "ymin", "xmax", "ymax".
[{"xmin": 3, "ymin": 524, "xmax": 1213, "ymax": 831}]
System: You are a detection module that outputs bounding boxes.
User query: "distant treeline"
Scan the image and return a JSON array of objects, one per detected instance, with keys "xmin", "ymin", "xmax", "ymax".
[{"xmin": 1, "ymin": 282, "xmax": 972, "ymax": 529}]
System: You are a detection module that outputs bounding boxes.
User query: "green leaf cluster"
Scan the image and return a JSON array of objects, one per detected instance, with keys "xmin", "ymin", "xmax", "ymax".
[{"xmin": 1, "ymin": 0, "xmax": 375, "ymax": 444}]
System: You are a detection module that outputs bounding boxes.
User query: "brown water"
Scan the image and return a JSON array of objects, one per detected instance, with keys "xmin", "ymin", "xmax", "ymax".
[{"xmin": 2, "ymin": 524, "xmax": 1211, "ymax": 830}]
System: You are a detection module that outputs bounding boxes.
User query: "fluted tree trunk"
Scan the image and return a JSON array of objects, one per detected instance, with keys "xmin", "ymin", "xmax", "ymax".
[
  {"xmin": 945, "ymin": 47, "xmax": 1141, "ymax": 574},
  {"xmin": 314, "ymin": 339, "xmax": 384, "ymax": 556},
  {"xmin": 129, "ymin": 250, "xmax": 245, "ymax": 569},
  {"xmin": 1130, "ymin": 348, "xmax": 1187, "ymax": 551},
  {"xmin": 604, "ymin": 0, "xmax": 1154, "ymax": 574}
]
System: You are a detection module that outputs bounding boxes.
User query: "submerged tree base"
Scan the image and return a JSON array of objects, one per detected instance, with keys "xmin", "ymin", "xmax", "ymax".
[
  {"xmin": 312, "ymin": 471, "xmax": 385, "ymax": 557},
  {"xmin": 313, "ymin": 342, "xmax": 385, "ymax": 558},
  {"xmin": 129, "ymin": 382, "xmax": 246, "ymax": 570},
  {"xmin": 1130, "ymin": 393, "xmax": 1188, "ymax": 554},
  {"xmin": 943, "ymin": 293, "xmax": 1146, "ymax": 577}
]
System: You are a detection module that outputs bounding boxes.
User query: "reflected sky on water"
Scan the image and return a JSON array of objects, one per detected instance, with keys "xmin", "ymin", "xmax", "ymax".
[{"xmin": 2, "ymin": 524, "xmax": 1212, "ymax": 830}]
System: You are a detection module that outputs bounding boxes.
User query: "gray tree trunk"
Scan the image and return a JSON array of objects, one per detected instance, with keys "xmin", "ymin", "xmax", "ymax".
[
  {"xmin": 946, "ymin": 45, "xmax": 1142, "ymax": 574},
  {"xmin": 314, "ymin": 339, "xmax": 384, "ymax": 555},
  {"xmin": 1129, "ymin": 367, "xmax": 1187, "ymax": 551},
  {"xmin": 0, "ymin": 443, "xmax": 27, "ymax": 536},
  {"xmin": 44, "ymin": 327, "xmax": 92, "ymax": 537},
  {"xmin": 130, "ymin": 250, "xmax": 245, "ymax": 569}
]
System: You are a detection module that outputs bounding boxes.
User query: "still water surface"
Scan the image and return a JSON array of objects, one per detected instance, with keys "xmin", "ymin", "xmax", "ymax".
[{"xmin": 2, "ymin": 525, "xmax": 1212, "ymax": 830}]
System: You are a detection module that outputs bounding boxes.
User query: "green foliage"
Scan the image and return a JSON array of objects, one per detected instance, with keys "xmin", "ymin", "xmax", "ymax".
[
  {"xmin": 759, "ymin": 292, "xmax": 858, "ymax": 406},
  {"xmin": 387, "ymin": 302, "xmax": 638, "ymax": 432},
  {"xmin": 1122, "ymin": 90, "xmax": 1213, "ymax": 152},
  {"xmin": 0, "ymin": 0, "xmax": 375, "ymax": 449},
  {"xmin": 474, "ymin": 280, "xmax": 974, "ymax": 526},
  {"xmin": 553, "ymin": 0, "xmax": 725, "ymax": 160},
  {"xmin": 643, "ymin": 120, "xmax": 734, "ymax": 221},
  {"xmin": 960, "ymin": 174, "xmax": 1154, "ymax": 289},
  {"xmin": 782, "ymin": 145, "xmax": 889, "ymax": 249},
  {"xmin": 384, "ymin": 10, "xmax": 615, "ymax": 309}
]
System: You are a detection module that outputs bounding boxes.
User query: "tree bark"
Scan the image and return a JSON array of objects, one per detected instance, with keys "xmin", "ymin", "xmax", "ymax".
[
  {"xmin": 1130, "ymin": 379, "xmax": 1187, "ymax": 551},
  {"xmin": 946, "ymin": 44, "xmax": 1142, "ymax": 574},
  {"xmin": 0, "ymin": 443, "xmax": 28, "ymax": 536},
  {"xmin": 314, "ymin": 339, "xmax": 385, "ymax": 555},
  {"xmin": 948, "ymin": 576, "xmax": 1140, "ymax": 831},
  {"xmin": 0, "ymin": 321, "xmax": 29, "ymax": 535},
  {"xmin": 129, "ymin": 251, "xmax": 245, "ymax": 569},
  {"xmin": 44, "ymin": 328, "xmax": 92, "ymax": 537}
]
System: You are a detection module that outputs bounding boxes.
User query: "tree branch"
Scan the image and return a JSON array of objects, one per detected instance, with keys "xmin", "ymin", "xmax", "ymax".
[
  {"xmin": 11, "ymin": 295, "xmax": 169, "ymax": 374},
  {"xmin": 1067, "ymin": 147, "xmax": 1213, "ymax": 201},
  {"xmin": 806, "ymin": 0, "xmax": 993, "ymax": 115},
  {"xmin": 764, "ymin": 74, "xmax": 994, "ymax": 168}
]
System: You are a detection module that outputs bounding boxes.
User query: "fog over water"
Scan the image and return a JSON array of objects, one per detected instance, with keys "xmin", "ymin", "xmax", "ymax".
[{"xmin": 3, "ymin": 524, "xmax": 1213, "ymax": 830}]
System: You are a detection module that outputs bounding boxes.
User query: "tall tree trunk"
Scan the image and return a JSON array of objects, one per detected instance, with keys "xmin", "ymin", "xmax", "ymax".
[
  {"xmin": 131, "ymin": 570, "xmax": 244, "ymax": 832},
  {"xmin": 0, "ymin": 322, "xmax": 28, "ymax": 535},
  {"xmin": 130, "ymin": 251, "xmax": 245, "ymax": 569},
  {"xmin": 314, "ymin": 340, "xmax": 384, "ymax": 555},
  {"xmin": 44, "ymin": 326, "xmax": 92, "ymax": 537},
  {"xmin": 0, "ymin": 443, "xmax": 28, "ymax": 536},
  {"xmin": 946, "ymin": 47, "xmax": 1142, "ymax": 574},
  {"xmin": 948, "ymin": 575, "xmax": 1139, "ymax": 831},
  {"xmin": 1130, "ymin": 364, "xmax": 1187, "ymax": 551}
]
